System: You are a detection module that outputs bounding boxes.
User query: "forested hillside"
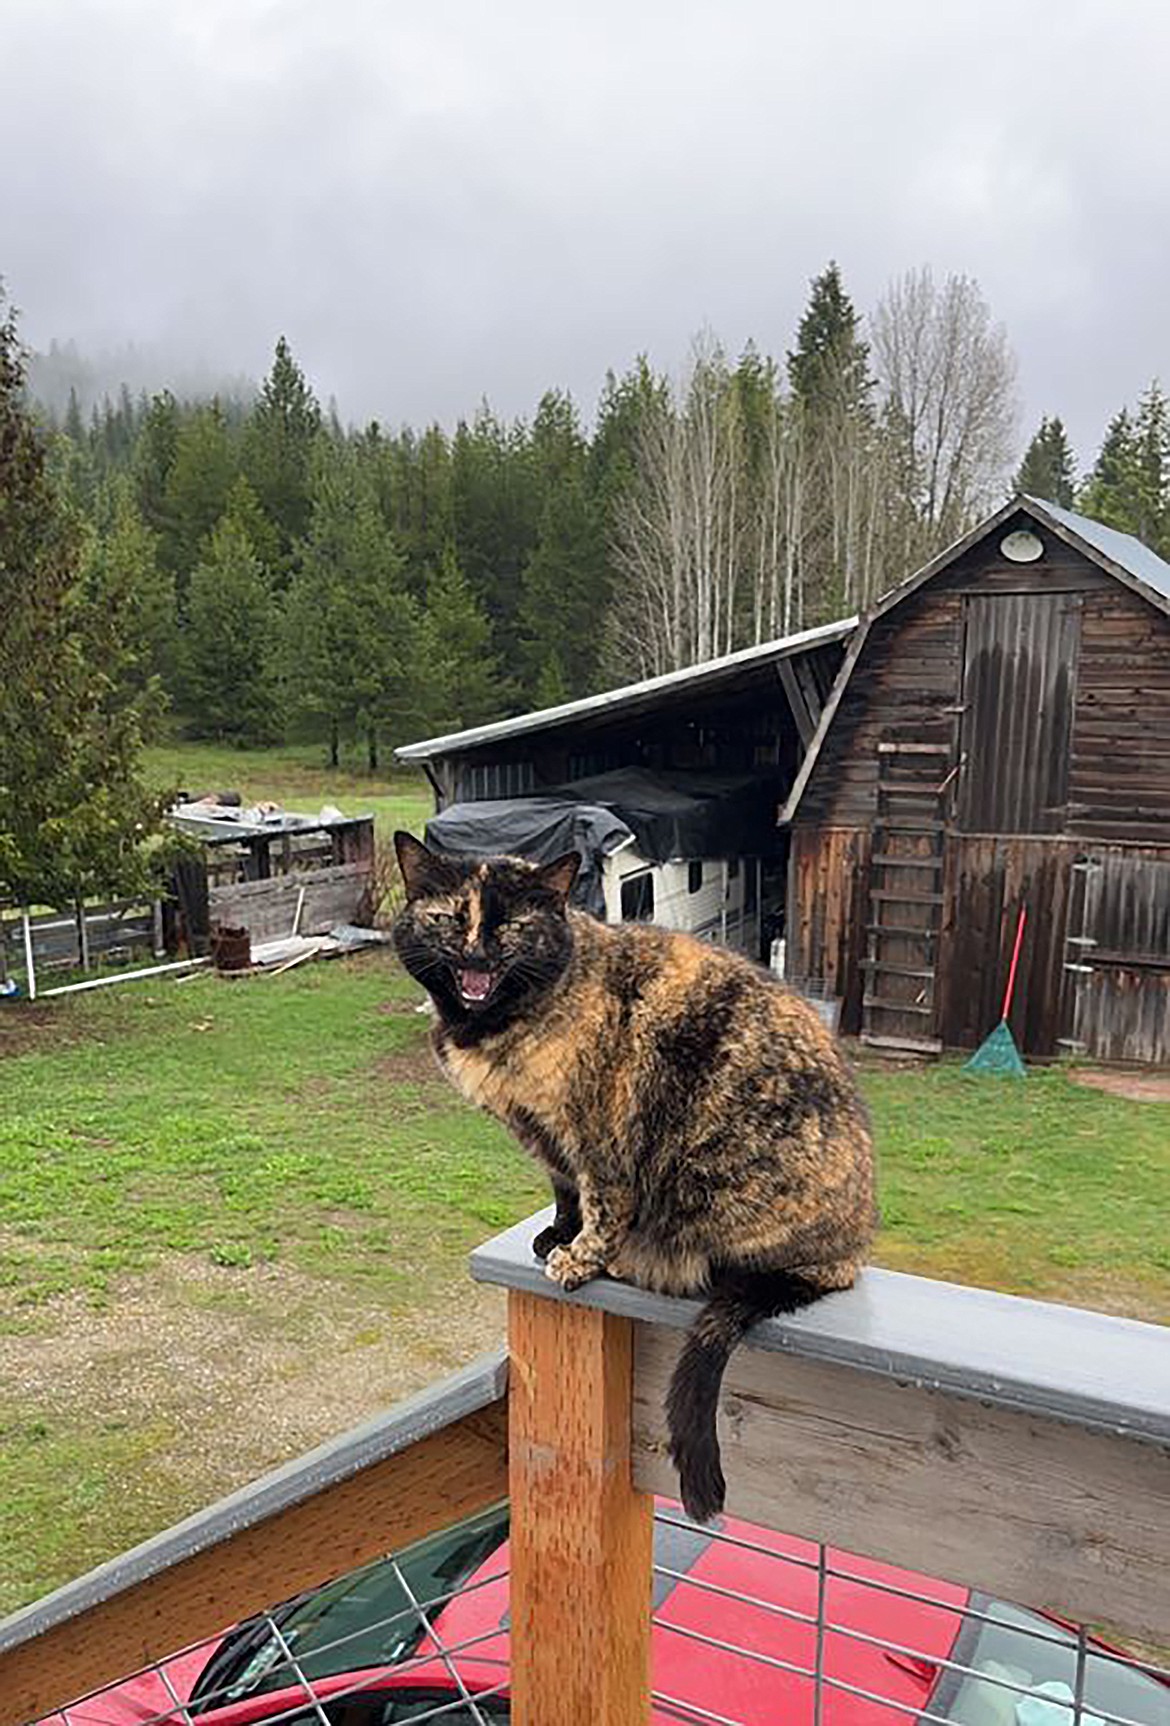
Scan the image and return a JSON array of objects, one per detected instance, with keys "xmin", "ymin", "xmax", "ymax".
[{"xmin": 25, "ymin": 262, "xmax": 1170, "ymax": 762}]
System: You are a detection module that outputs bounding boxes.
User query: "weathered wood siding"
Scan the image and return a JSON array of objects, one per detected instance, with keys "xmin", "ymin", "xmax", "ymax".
[
  {"xmin": 791, "ymin": 829, "xmax": 1077, "ymax": 1055},
  {"xmin": 794, "ymin": 829, "xmax": 1170, "ymax": 1060},
  {"xmin": 787, "ymin": 826, "xmax": 870, "ymax": 1034},
  {"xmin": 957, "ymin": 592, "xmax": 1081, "ymax": 833},
  {"xmin": 3, "ymin": 900, "xmax": 160, "ymax": 971},
  {"xmin": 208, "ymin": 861, "xmax": 371, "ymax": 944},
  {"xmin": 800, "ymin": 533, "xmax": 1129, "ymax": 832},
  {"xmin": 1069, "ymin": 584, "xmax": 1170, "ymax": 842},
  {"xmin": 798, "ymin": 597, "xmax": 963, "ymax": 828},
  {"xmin": 938, "ymin": 835, "xmax": 1076, "ymax": 1056}
]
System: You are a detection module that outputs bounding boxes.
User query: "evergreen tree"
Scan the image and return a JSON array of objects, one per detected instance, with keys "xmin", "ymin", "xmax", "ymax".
[
  {"xmin": 1016, "ymin": 416, "xmax": 1076, "ymax": 506},
  {"xmin": 1079, "ymin": 407, "xmax": 1135, "ymax": 522},
  {"xmin": 786, "ymin": 263, "xmax": 878, "ymax": 618},
  {"xmin": 386, "ymin": 423, "xmax": 457, "ymax": 593},
  {"xmin": 0, "ymin": 292, "xmax": 165, "ymax": 912},
  {"xmin": 451, "ymin": 406, "xmax": 539, "ymax": 687},
  {"xmin": 133, "ymin": 389, "xmax": 181, "ymax": 550},
  {"xmin": 220, "ymin": 472, "xmax": 282, "ymax": 575},
  {"xmin": 356, "ymin": 423, "xmax": 457, "ymax": 608},
  {"xmin": 162, "ymin": 401, "xmax": 238, "ymax": 591},
  {"xmin": 49, "ymin": 409, "xmax": 99, "ymax": 511},
  {"xmin": 519, "ymin": 390, "xmax": 607, "ymax": 700},
  {"xmin": 418, "ymin": 546, "xmax": 508, "ymax": 732},
  {"xmin": 184, "ymin": 512, "xmax": 280, "ymax": 743},
  {"xmin": 590, "ymin": 359, "xmax": 669, "ymax": 515},
  {"xmin": 1134, "ymin": 382, "xmax": 1170, "ymax": 552},
  {"xmin": 242, "ymin": 336, "xmax": 321, "ymax": 563},
  {"xmin": 787, "ymin": 261, "xmax": 872, "ymax": 421},
  {"xmin": 531, "ymin": 651, "xmax": 570, "ymax": 709},
  {"xmin": 285, "ymin": 443, "xmax": 420, "ymax": 768},
  {"xmin": 1079, "ymin": 385, "xmax": 1170, "ymax": 554},
  {"xmin": 589, "ymin": 359, "xmax": 670, "ymax": 672},
  {"xmin": 84, "ymin": 475, "xmax": 177, "ymax": 699},
  {"xmin": 64, "ymin": 386, "xmax": 84, "ymax": 444}
]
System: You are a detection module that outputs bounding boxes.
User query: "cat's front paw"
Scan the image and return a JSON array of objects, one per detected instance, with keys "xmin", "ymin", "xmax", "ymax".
[
  {"xmin": 544, "ymin": 1244, "xmax": 600, "ymax": 1291},
  {"xmin": 532, "ymin": 1224, "xmax": 573, "ymax": 1262}
]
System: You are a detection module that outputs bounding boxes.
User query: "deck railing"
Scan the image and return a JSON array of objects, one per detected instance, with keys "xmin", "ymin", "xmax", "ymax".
[{"xmin": 1, "ymin": 1209, "xmax": 1167, "ymax": 1725}]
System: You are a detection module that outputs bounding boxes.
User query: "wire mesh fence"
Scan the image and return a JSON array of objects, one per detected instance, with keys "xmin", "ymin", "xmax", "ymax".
[{"xmin": 39, "ymin": 1501, "xmax": 1170, "ymax": 1726}]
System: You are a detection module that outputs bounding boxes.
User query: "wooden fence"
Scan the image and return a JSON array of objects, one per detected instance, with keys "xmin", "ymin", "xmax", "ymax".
[
  {"xmin": 1, "ymin": 1210, "xmax": 1167, "ymax": 1725},
  {"xmin": 208, "ymin": 859, "xmax": 372, "ymax": 945},
  {"xmin": 1, "ymin": 899, "xmax": 162, "ymax": 974}
]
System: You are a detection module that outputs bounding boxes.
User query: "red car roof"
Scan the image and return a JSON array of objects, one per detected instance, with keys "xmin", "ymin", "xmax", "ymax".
[
  {"xmin": 128, "ymin": 1509, "xmax": 970, "ymax": 1726},
  {"xmin": 43, "ymin": 1502, "xmax": 1165, "ymax": 1726}
]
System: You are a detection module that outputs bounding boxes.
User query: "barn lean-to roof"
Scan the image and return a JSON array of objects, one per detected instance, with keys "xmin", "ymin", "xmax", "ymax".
[
  {"xmin": 396, "ymin": 615, "xmax": 856, "ymax": 764},
  {"xmin": 778, "ymin": 493, "xmax": 1170, "ymax": 825}
]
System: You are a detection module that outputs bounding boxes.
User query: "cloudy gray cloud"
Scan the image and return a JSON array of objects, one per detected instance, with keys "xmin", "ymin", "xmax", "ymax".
[{"xmin": 3, "ymin": 0, "xmax": 1167, "ymax": 468}]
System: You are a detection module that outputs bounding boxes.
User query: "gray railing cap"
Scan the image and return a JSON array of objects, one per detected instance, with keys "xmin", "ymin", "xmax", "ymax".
[{"xmin": 471, "ymin": 1209, "xmax": 1170, "ymax": 1445}]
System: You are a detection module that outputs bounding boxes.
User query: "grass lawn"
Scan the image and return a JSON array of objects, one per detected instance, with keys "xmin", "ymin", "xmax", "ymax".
[
  {"xmin": 143, "ymin": 737, "xmax": 434, "ymax": 841},
  {"xmin": 2, "ymin": 956, "xmax": 1167, "ymax": 1615},
  {"xmin": 0, "ymin": 956, "xmax": 549, "ymax": 1614}
]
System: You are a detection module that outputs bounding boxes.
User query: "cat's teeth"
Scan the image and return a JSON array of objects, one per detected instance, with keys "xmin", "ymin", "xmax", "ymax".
[{"xmin": 459, "ymin": 968, "xmax": 494, "ymax": 1002}]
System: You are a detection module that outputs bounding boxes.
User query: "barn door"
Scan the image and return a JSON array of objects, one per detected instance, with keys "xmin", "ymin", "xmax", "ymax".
[
  {"xmin": 957, "ymin": 594, "xmax": 1081, "ymax": 833},
  {"xmin": 1062, "ymin": 853, "xmax": 1170, "ymax": 1063}
]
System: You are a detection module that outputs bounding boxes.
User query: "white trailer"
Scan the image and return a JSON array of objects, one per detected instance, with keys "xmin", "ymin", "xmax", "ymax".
[{"xmin": 602, "ymin": 843, "xmax": 762, "ymax": 957}]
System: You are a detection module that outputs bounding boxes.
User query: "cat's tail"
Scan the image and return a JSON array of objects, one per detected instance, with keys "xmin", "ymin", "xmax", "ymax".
[{"xmin": 666, "ymin": 1269, "xmax": 825, "ymax": 1523}]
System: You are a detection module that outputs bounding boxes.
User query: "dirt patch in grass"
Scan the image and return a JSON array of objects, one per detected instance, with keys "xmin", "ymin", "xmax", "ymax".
[
  {"xmin": 375, "ymin": 1039, "xmax": 444, "ymax": 1089},
  {"xmin": 0, "ymin": 1001, "xmax": 112, "ymax": 1058},
  {"xmin": 0, "ymin": 1253, "xmax": 506, "ymax": 1611},
  {"xmin": 0, "ymin": 1253, "xmax": 505, "ymax": 1472},
  {"xmin": 1069, "ymin": 1068, "xmax": 1170, "ymax": 1104}
]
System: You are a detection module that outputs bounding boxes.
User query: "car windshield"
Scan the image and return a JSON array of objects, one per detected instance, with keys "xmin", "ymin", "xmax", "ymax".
[
  {"xmin": 189, "ymin": 1504, "xmax": 510, "ymax": 1712},
  {"xmin": 936, "ymin": 1596, "xmax": 1169, "ymax": 1726}
]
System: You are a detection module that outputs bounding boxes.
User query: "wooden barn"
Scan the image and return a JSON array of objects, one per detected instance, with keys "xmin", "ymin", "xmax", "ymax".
[{"xmin": 782, "ymin": 495, "xmax": 1170, "ymax": 1064}]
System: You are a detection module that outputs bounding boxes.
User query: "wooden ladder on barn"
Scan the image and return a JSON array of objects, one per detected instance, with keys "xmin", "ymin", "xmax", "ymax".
[{"xmin": 861, "ymin": 742, "xmax": 950, "ymax": 1054}]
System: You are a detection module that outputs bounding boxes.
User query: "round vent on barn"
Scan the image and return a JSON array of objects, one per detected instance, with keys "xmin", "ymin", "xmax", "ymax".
[{"xmin": 1000, "ymin": 529, "xmax": 1044, "ymax": 562}]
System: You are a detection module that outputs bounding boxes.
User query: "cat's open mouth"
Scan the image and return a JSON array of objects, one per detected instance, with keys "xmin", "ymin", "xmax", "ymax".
[{"xmin": 458, "ymin": 967, "xmax": 497, "ymax": 1008}]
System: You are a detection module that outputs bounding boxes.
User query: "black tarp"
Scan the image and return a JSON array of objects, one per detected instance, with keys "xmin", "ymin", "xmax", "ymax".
[
  {"xmin": 425, "ymin": 798, "xmax": 632, "ymax": 916},
  {"xmin": 424, "ymin": 769, "xmax": 782, "ymax": 916},
  {"xmin": 551, "ymin": 769, "xmax": 780, "ymax": 863}
]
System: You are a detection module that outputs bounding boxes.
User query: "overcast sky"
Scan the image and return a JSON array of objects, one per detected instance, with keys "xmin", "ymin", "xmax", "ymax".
[{"xmin": 3, "ymin": 0, "xmax": 1167, "ymax": 468}]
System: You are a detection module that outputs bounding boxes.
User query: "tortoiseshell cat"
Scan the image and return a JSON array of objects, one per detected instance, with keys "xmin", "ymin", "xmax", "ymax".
[{"xmin": 393, "ymin": 833, "xmax": 876, "ymax": 1522}]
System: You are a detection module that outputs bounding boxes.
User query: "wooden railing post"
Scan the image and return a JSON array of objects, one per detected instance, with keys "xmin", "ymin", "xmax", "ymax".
[{"xmin": 508, "ymin": 1288, "xmax": 654, "ymax": 1726}]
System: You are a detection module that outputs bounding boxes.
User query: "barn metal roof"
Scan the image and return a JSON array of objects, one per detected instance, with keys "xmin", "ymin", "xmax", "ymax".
[
  {"xmin": 1025, "ymin": 495, "xmax": 1170, "ymax": 606},
  {"xmin": 396, "ymin": 615, "xmax": 856, "ymax": 763}
]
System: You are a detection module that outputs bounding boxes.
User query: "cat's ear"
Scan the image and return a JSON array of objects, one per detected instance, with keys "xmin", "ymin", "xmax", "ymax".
[
  {"xmin": 536, "ymin": 850, "xmax": 581, "ymax": 904},
  {"xmin": 394, "ymin": 831, "xmax": 456, "ymax": 901}
]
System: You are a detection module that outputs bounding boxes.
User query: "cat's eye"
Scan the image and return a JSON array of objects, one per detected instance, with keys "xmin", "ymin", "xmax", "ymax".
[{"xmin": 426, "ymin": 910, "xmax": 459, "ymax": 928}]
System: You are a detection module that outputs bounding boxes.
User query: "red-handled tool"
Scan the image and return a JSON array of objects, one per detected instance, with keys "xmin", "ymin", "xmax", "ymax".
[{"xmin": 965, "ymin": 905, "xmax": 1028, "ymax": 1077}]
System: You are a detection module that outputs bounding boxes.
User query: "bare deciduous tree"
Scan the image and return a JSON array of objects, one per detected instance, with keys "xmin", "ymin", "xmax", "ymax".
[
  {"xmin": 608, "ymin": 334, "xmax": 747, "ymax": 678},
  {"xmin": 872, "ymin": 268, "xmax": 1018, "ymax": 551},
  {"xmin": 606, "ymin": 270, "xmax": 1019, "ymax": 678}
]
